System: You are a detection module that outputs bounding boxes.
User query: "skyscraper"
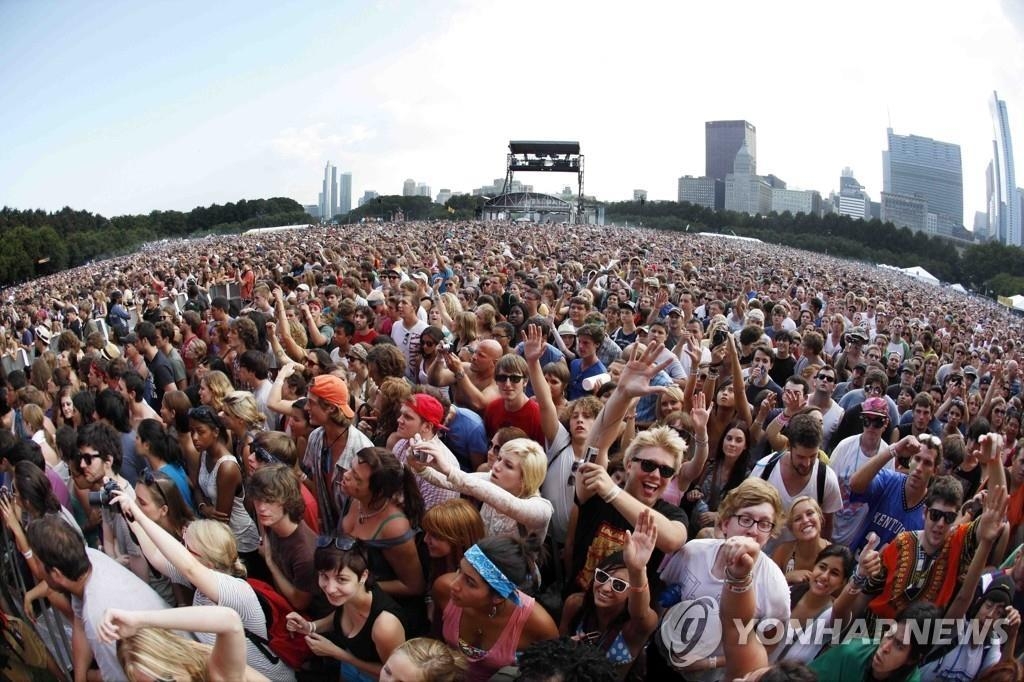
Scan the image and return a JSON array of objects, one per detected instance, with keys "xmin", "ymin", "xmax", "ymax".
[
  {"xmin": 339, "ymin": 172, "xmax": 352, "ymax": 214},
  {"xmin": 403, "ymin": 179, "xmax": 417, "ymax": 196},
  {"xmin": 990, "ymin": 92, "xmax": 1020, "ymax": 245},
  {"xmin": 706, "ymin": 120, "xmax": 757, "ymax": 183},
  {"xmin": 882, "ymin": 128, "xmax": 963, "ymax": 234},
  {"xmin": 320, "ymin": 162, "xmax": 336, "ymax": 222}
]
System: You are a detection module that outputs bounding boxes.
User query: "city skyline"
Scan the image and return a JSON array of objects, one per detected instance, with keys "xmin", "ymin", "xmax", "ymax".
[{"xmin": 1, "ymin": 1, "xmax": 1022, "ymax": 227}]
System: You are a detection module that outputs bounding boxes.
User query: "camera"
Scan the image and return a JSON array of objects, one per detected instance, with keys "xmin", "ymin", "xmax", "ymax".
[
  {"xmin": 87, "ymin": 479, "xmax": 121, "ymax": 507},
  {"xmin": 712, "ymin": 329, "xmax": 728, "ymax": 348},
  {"xmin": 0, "ymin": 486, "xmax": 11, "ymax": 504}
]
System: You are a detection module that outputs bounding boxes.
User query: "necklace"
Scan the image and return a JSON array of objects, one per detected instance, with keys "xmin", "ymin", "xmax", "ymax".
[{"xmin": 358, "ymin": 500, "xmax": 388, "ymax": 524}]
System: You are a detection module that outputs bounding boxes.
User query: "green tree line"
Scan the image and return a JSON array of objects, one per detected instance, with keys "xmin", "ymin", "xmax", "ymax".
[
  {"xmin": 606, "ymin": 200, "xmax": 1024, "ymax": 297},
  {"xmin": 342, "ymin": 194, "xmax": 486, "ymax": 223},
  {"xmin": 0, "ymin": 198, "xmax": 308, "ymax": 285}
]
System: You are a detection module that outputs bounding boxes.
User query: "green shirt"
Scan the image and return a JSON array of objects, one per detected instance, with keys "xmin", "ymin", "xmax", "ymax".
[{"xmin": 809, "ymin": 639, "xmax": 921, "ymax": 682}]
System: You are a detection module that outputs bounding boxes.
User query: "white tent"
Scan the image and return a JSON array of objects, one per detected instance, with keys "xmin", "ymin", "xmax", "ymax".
[
  {"xmin": 949, "ymin": 283, "xmax": 967, "ymax": 293},
  {"xmin": 901, "ymin": 266, "xmax": 940, "ymax": 285},
  {"xmin": 1010, "ymin": 295, "xmax": 1024, "ymax": 311}
]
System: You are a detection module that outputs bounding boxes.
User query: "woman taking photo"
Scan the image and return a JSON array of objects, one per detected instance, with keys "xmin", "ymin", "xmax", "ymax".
[
  {"xmin": 339, "ymin": 446, "xmax": 428, "ymax": 636},
  {"xmin": 412, "ymin": 437, "xmax": 553, "ymax": 541},
  {"xmin": 433, "ymin": 535, "xmax": 559, "ymax": 682},
  {"xmin": 111, "ymin": 489, "xmax": 295, "ymax": 681},
  {"xmin": 189, "ymin": 406, "xmax": 260, "ymax": 562},
  {"xmin": 559, "ymin": 509, "xmax": 658, "ymax": 677},
  {"xmin": 285, "ymin": 537, "xmax": 406, "ymax": 682},
  {"xmin": 770, "ymin": 496, "xmax": 831, "ymax": 585}
]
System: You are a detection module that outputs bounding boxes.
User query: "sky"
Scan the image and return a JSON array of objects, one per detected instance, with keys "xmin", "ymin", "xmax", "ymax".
[{"xmin": 2, "ymin": 0, "xmax": 1022, "ymax": 228}]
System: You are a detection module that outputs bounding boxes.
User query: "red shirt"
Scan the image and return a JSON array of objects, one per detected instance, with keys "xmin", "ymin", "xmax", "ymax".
[
  {"xmin": 352, "ymin": 329, "xmax": 378, "ymax": 345},
  {"xmin": 483, "ymin": 398, "xmax": 544, "ymax": 445}
]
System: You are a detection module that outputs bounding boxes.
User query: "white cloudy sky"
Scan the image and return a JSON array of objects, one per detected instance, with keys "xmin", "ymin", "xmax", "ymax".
[{"xmin": 1, "ymin": 0, "xmax": 1022, "ymax": 226}]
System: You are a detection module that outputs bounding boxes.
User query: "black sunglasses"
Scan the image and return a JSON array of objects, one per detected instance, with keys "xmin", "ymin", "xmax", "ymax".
[
  {"xmin": 75, "ymin": 451, "xmax": 102, "ymax": 465},
  {"xmin": 141, "ymin": 468, "xmax": 169, "ymax": 507},
  {"xmin": 315, "ymin": 535, "xmax": 359, "ymax": 551},
  {"xmin": 861, "ymin": 415, "xmax": 886, "ymax": 429},
  {"xmin": 926, "ymin": 508, "xmax": 957, "ymax": 525},
  {"xmin": 495, "ymin": 374, "xmax": 525, "ymax": 384},
  {"xmin": 253, "ymin": 446, "xmax": 281, "ymax": 466},
  {"xmin": 632, "ymin": 456, "xmax": 676, "ymax": 478}
]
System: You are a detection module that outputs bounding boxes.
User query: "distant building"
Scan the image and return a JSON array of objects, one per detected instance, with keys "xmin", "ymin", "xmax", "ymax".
[
  {"xmin": 475, "ymin": 178, "xmax": 531, "ymax": 197},
  {"xmin": 320, "ymin": 162, "xmax": 336, "ymax": 221},
  {"xmin": 330, "ymin": 166, "xmax": 338, "ymax": 219},
  {"xmin": 633, "ymin": 189, "xmax": 648, "ymax": 201},
  {"xmin": 883, "ymin": 127, "xmax": 963, "ymax": 235},
  {"xmin": 436, "ymin": 189, "xmax": 452, "ymax": 205},
  {"xmin": 836, "ymin": 168, "xmax": 870, "ymax": 220},
  {"xmin": 678, "ymin": 175, "xmax": 717, "ymax": 209},
  {"xmin": 724, "ymin": 142, "xmax": 771, "ymax": 215},
  {"xmin": 358, "ymin": 190, "xmax": 379, "ymax": 208},
  {"xmin": 417, "ymin": 183, "xmax": 431, "ymax": 198},
  {"xmin": 881, "ymin": 192, "xmax": 928, "ymax": 233},
  {"xmin": 706, "ymin": 120, "xmax": 756, "ymax": 185},
  {"xmin": 403, "ymin": 179, "xmax": 417, "ymax": 197},
  {"xmin": 339, "ymin": 172, "xmax": 352, "ymax": 214},
  {"xmin": 771, "ymin": 187, "xmax": 821, "ymax": 216},
  {"xmin": 974, "ymin": 211, "xmax": 989, "ymax": 236},
  {"xmin": 304, "ymin": 204, "xmax": 321, "ymax": 219},
  {"xmin": 990, "ymin": 92, "xmax": 1020, "ymax": 245}
]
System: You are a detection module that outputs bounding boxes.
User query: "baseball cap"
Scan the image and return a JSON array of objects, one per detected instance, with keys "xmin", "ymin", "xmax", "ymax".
[
  {"xmin": 557, "ymin": 320, "xmax": 577, "ymax": 336},
  {"xmin": 411, "ymin": 272, "xmax": 429, "ymax": 283},
  {"xmin": 366, "ymin": 290, "xmax": 386, "ymax": 305},
  {"xmin": 667, "ymin": 306, "xmax": 682, "ymax": 317},
  {"xmin": 983, "ymin": 574, "xmax": 1015, "ymax": 605},
  {"xmin": 347, "ymin": 343, "xmax": 368, "ymax": 363},
  {"xmin": 405, "ymin": 394, "xmax": 447, "ymax": 431},
  {"xmin": 847, "ymin": 327, "xmax": 869, "ymax": 342},
  {"xmin": 309, "ymin": 375, "xmax": 355, "ymax": 419},
  {"xmin": 964, "ymin": 366, "xmax": 978, "ymax": 378},
  {"xmin": 862, "ymin": 397, "xmax": 888, "ymax": 417},
  {"xmin": 297, "ymin": 283, "xmax": 311, "ymax": 292}
]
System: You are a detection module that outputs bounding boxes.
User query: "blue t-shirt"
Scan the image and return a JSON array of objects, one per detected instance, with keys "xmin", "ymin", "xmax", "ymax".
[
  {"xmin": 159, "ymin": 462, "xmax": 196, "ymax": 512},
  {"xmin": 441, "ymin": 407, "xmax": 489, "ymax": 471},
  {"xmin": 850, "ymin": 468, "xmax": 924, "ymax": 551},
  {"xmin": 568, "ymin": 358, "xmax": 607, "ymax": 400}
]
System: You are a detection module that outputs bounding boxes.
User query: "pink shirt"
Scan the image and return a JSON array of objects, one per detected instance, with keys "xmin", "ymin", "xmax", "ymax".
[{"xmin": 442, "ymin": 591, "xmax": 535, "ymax": 682}]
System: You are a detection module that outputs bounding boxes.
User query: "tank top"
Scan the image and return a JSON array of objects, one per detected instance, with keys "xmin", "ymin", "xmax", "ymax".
[
  {"xmin": 198, "ymin": 451, "xmax": 259, "ymax": 553},
  {"xmin": 573, "ymin": 623, "xmax": 633, "ymax": 666},
  {"xmin": 331, "ymin": 586, "xmax": 404, "ymax": 682},
  {"xmin": 442, "ymin": 591, "xmax": 536, "ymax": 682}
]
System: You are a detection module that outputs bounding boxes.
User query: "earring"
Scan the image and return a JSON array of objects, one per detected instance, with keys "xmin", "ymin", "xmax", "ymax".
[{"xmin": 488, "ymin": 603, "xmax": 498, "ymax": 619}]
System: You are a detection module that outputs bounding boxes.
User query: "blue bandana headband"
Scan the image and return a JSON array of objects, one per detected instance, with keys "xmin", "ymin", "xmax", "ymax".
[{"xmin": 464, "ymin": 545, "xmax": 522, "ymax": 606}]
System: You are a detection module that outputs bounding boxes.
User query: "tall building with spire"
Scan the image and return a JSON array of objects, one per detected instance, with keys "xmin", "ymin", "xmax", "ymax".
[{"xmin": 990, "ymin": 92, "xmax": 1020, "ymax": 245}]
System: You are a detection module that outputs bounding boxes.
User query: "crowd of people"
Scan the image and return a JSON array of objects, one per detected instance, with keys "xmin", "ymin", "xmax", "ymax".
[{"xmin": 3, "ymin": 219, "xmax": 1024, "ymax": 681}]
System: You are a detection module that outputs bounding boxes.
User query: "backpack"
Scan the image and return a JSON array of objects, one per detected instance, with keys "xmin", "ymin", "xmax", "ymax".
[
  {"xmin": 758, "ymin": 451, "xmax": 826, "ymax": 502},
  {"xmin": 245, "ymin": 577, "xmax": 313, "ymax": 670}
]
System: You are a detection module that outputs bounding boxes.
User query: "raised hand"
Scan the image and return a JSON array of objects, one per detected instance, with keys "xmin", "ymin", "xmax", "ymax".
[
  {"xmin": 623, "ymin": 508, "xmax": 658, "ymax": 572},
  {"xmin": 523, "ymin": 324, "xmax": 546, "ymax": 365},
  {"xmin": 690, "ymin": 393, "xmax": 710, "ymax": 432},
  {"xmin": 721, "ymin": 535, "xmax": 760, "ymax": 579},
  {"xmin": 857, "ymin": 532, "xmax": 882, "ymax": 579},
  {"xmin": 99, "ymin": 608, "xmax": 140, "ymax": 643},
  {"xmin": 978, "ymin": 485, "xmax": 1008, "ymax": 543},
  {"xmin": 616, "ymin": 342, "xmax": 673, "ymax": 399}
]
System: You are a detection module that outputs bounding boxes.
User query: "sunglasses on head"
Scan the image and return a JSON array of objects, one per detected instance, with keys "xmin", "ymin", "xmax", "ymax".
[
  {"xmin": 141, "ymin": 468, "xmax": 169, "ymax": 507},
  {"xmin": 926, "ymin": 508, "xmax": 957, "ymax": 525},
  {"xmin": 632, "ymin": 456, "xmax": 676, "ymax": 478},
  {"xmin": 253, "ymin": 446, "xmax": 281, "ymax": 465},
  {"xmin": 315, "ymin": 535, "xmax": 359, "ymax": 551},
  {"xmin": 594, "ymin": 568, "xmax": 630, "ymax": 593}
]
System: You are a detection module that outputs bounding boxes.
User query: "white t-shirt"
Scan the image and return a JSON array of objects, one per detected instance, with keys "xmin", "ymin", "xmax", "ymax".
[
  {"xmin": 658, "ymin": 539, "xmax": 790, "ymax": 682},
  {"xmin": 750, "ymin": 453, "xmax": 842, "ymax": 551},
  {"xmin": 540, "ymin": 424, "xmax": 579, "ymax": 545},
  {"xmin": 828, "ymin": 434, "xmax": 893, "ymax": 547}
]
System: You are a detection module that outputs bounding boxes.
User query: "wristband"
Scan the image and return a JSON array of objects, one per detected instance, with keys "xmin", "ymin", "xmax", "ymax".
[
  {"xmin": 777, "ymin": 414, "xmax": 791, "ymax": 427},
  {"xmin": 630, "ymin": 582, "xmax": 649, "ymax": 593},
  {"xmin": 22, "ymin": 550, "xmax": 33, "ymax": 560},
  {"xmin": 602, "ymin": 486, "xmax": 622, "ymax": 504},
  {"xmin": 309, "ymin": 620, "xmax": 316, "ymax": 634}
]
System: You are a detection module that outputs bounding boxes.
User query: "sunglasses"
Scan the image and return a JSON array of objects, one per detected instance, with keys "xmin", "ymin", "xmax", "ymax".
[
  {"xmin": 632, "ymin": 456, "xmax": 676, "ymax": 478},
  {"xmin": 75, "ymin": 451, "xmax": 102, "ymax": 465},
  {"xmin": 926, "ymin": 508, "xmax": 957, "ymax": 525},
  {"xmin": 141, "ymin": 468, "xmax": 169, "ymax": 507},
  {"xmin": 815, "ymin": 374, "xmax": 836, "ymax": 383},
  {"xmin": 861, "ymin": 415, "xmax": 886, "ymax": 429},
  {"xmin": 495, "ymin": 374, "xmax": 525, "ymax": 384},
  {"xmin": 253, "ymin": 446, "xmax": 281, "ymax": 466},
  {"xmin": 315, "ymin": 535, "xmax": 359, "ymax": 551},
  {"xmin": 594, "ymin": 568, "xmax": 630, "ymax": 593}
]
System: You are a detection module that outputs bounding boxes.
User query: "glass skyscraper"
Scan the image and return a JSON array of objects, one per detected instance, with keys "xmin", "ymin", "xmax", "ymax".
[
  {"xmin": 882, "ymin": 128, "xmax": 963, "ymax": 233},
  {"xmin": 990, "ymin": 91, "xmax": 1020, "ymax": 246}
]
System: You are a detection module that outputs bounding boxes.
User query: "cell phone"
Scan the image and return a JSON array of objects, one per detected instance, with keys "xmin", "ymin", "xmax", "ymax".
[
  {"xmin": 712, "ymin": 329, "xmax": 728, "ymax": 348},
  {"xmin": 585, "ymin": 446, "xmax": 599, "ymax": 464}
]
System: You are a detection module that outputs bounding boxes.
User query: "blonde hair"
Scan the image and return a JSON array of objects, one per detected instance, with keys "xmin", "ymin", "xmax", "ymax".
[
  {"xmin": 717, "ymin": 478, "xmax": 785, "ymax": 538},
  {"xmin": 186, "ymin": 520, "xmax": 246, "ymax": 578},
  {"xmin": 118, "ymin": 627, "xmax": 212, "ymax": 681},
  {"xmin": 454, "ymin": 311, "xmax": 478, "ymax": 342},
  {"xmin": 498, "ymin": 438, "xmax": 548, "ymax": 498},
  {"xmin": 786, "ymin": 495, "xmax": 824, "ymax": 532},
  {"xmin": 622, "ymin": 425, "xmax": 687, "ymax": 472},
  {"xmin": 21, "ymin": 403, "xmax": 46, "ymax": 434},
  {"xmin": 390, "ymin": 638, "xmax": 469, "ymax": 682},
  {"xmin": 220, "ymin": 390, "xmax": 265, "ymax": 430},
  {"xmin": 200, "ymin": 371, "xmax": 234, "ymax": 412}
]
